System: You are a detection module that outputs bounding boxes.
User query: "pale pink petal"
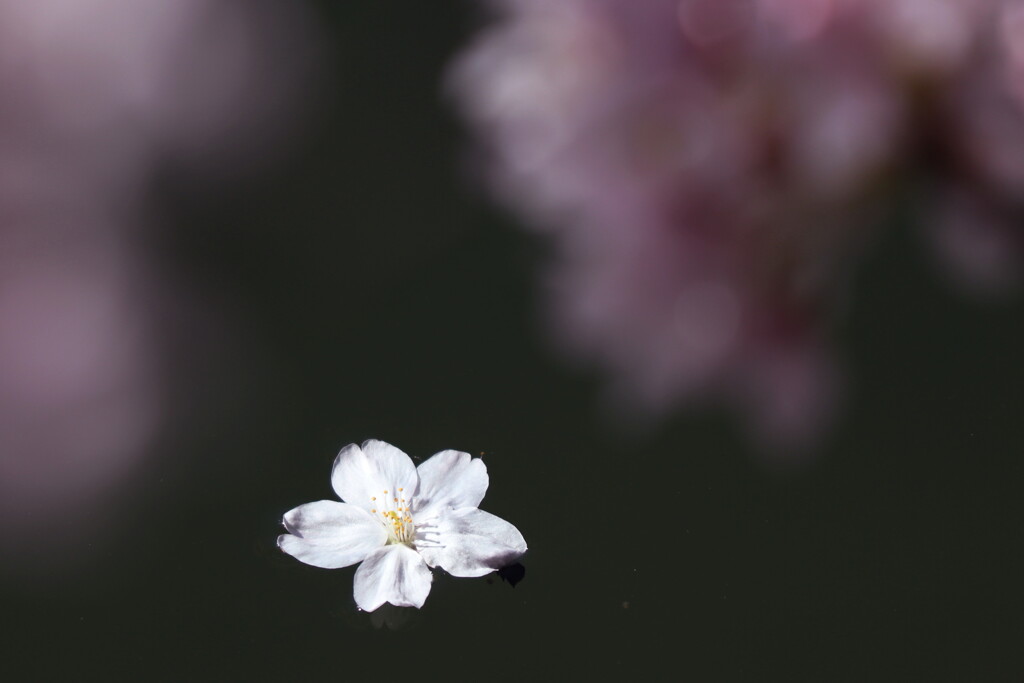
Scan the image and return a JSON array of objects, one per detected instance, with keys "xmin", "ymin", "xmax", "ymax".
[
  {"xmin": 277, "ymin": 500, "xmax": 387, "ymax": 569},
  {"xmin": 418, "ymin": 508, "xmax": 527, "ymax": 578},
  {"xmin": 331, "ymin": 440, "xmax": 419, "ymax": 514},
  {"xmin": 413, "ymin": 450, "xmax": 489, "ymax": 520},
  {"xmin": 352, "ymin": 544, "xmax": 433, "ymax": 612}
]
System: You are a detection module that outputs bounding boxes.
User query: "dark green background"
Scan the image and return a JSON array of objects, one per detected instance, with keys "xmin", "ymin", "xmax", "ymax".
[{"xmin": 4, "ymin": 3, "xmax": 1023, "ymax": 680}]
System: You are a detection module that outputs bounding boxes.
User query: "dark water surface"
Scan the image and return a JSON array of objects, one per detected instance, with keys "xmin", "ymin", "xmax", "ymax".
[{"xmin": 3, "ymin": 2, "xmax": 1024, "ymax": 681}]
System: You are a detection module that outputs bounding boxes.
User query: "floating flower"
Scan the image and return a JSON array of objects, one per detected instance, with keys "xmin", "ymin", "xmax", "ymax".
[{"xmin": 278, "ymin": 439, "xmax": 528, "ymax": 611}]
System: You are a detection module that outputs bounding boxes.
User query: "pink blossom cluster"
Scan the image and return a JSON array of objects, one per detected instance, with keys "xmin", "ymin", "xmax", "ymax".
[
  {"xmin": 0, "ymin": 0, "xmax": 314, "ymax": 561},
  {"xmin": 452, "ymin": 0, "xmax": 1024, "ymax": 445}
]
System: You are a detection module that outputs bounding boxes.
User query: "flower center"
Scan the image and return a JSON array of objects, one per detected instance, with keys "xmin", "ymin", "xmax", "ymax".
[{"xmin": 369, "ymin": 488, "xmax": 415, "ymax": 546}]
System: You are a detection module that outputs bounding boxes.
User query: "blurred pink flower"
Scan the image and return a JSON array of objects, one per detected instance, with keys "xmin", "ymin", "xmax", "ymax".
[
  {"xmin": 451, "ymin": 0, "xmax": 1024, "ymax": 446},
  {"xmin": 0, "ymin": 0, "xmax": 317, "ymax": 566}
]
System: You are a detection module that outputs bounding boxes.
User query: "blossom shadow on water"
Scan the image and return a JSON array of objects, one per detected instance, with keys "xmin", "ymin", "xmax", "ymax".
[{"xmin": 494, "ymin": 562, "xmax": 526, "ymax": 588}]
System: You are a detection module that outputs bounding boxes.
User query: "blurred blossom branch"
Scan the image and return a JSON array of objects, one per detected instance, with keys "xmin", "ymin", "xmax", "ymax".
[
  {"xmin": 0, "ymin": 0, "xmax": 319, "ymax": 568},
  {"xmin": 450, "ymin": 0, "xmax": 1024, "ymax": 447}
]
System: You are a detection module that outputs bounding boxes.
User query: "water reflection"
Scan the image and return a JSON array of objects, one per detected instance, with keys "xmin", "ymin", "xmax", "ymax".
[
  {"xmin": 367, "ymin": 604, "xmax": 419, "ymax": 631},
  {"xmin": 0, "ymin": 0, "xmax": 320, "ymax": 570},
  {"xmin": 451, "ymin": 0, "xmax": 1024, "ymax": 448}
]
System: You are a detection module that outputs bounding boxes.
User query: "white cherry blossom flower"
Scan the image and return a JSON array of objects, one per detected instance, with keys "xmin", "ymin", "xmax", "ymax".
[{"xmin": 278, "ymin": 439, "xmax": 528, "ymax": 611}]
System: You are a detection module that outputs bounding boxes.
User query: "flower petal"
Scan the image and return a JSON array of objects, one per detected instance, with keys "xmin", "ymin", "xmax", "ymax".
[
  {"xmin": 413, "ymin": 449, "xmax": 489, "ymax": 520},
  {"xmin": 278, "ymin": 500, "xmax": 387, "ymax": 569},
  {"xmin": 331, "ymin": 440, "xmax": 419, "ymax": 513},
  {"xmin": 418, "ymin": 507, "xmax": 527, "ymax": 578},
  {"xmin": 352, "ymin": 544, "xmax": 433, "ymax": 611}
]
